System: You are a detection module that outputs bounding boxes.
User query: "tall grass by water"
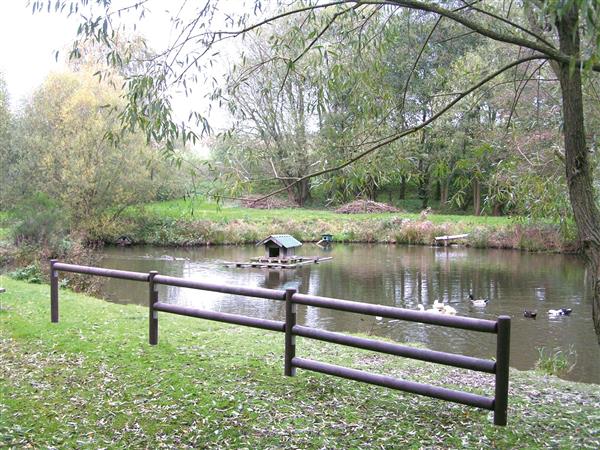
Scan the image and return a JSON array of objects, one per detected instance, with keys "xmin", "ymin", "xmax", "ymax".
[{"xmin": 93, "ymin": 199, "xmax": 571, "ymax": 252}]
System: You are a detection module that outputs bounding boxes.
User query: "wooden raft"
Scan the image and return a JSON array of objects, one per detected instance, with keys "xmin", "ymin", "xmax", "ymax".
[
  {"xmin": 225, "ymin": 256, "xmax": 333, "ymax": 269},
  {"xmin": 434, "ymin": 233, "xmax": 469, "ymax": 246}
]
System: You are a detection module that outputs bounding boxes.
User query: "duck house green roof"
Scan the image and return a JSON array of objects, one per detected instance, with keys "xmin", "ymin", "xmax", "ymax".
[{"xmin": 256, "ymin": 234, "xmax": 302, "ymax": 249}]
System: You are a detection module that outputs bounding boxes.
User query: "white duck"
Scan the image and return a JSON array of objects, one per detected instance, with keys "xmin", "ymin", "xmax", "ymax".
[
  {"xmin": 468, "ymin": 293, "xmax": 488, "ymax": 307},
  {"xmin": 418, "ymin": 302, "xmax": 456, "ymax": 315},
  {"xmin": 548, "ymin": 308, "xmax": 572, "ymax": 317}
]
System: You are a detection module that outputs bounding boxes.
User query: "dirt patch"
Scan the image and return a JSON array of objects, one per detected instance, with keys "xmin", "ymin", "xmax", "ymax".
[
  {"xmin": 241, "ymin": 196, "xmax": 297, "ymax": 209},
  {"xmin": 336, "ymin": 200, "xmax": 399, "ymax": 214}
]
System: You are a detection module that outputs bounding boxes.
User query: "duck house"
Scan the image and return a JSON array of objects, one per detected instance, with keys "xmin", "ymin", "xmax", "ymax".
[
  {"xmin": 224, "ymin": 234, "xmax": 333, "ymax": 269},
  {"xmin": 257, "ymin": 234, "xmax": 302, "ymax": 258},
  {"xmin": 317, "ymin": 233, "xmax": 334, "ymax": 247}
]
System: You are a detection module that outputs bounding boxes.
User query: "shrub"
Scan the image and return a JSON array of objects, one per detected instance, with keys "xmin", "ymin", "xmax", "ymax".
[
  {"xmin": 535, "ymin": 346, "xmax": 576, "ymax": 376},
  {"xmin": 9, "ymin": 264, "xmax": 43, "ymax": 284},
  {"xmin": 395, "ymin": 220, "xmax": 436, "ymax": 245},
  {"xmin": 12, "ymin": 193, "xmax": 68, "ymax": 249},
  {"xmin": 468, "ymin": 227, "xmax": 492, "ymax": 248}
]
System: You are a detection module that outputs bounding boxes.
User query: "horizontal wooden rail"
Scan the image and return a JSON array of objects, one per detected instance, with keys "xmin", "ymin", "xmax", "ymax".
[
  {"xmin": 53, "ymin": 262, "xmax": 149, "ymax": 282},
  {"xmin": 153, "ymin": 302, "xmax": 285, "ymax": 332},
  {"xmin": 292, "ymin": 325, "xmax": 496, "ymax": 373},
  {"xmin": 292, "ymin": 357, "xmax": 495, "ymax": 410},
  {"xmin": 49, "ymin": 259, "xmax": 510, "ymax": 425},
  {"xmin": 153, "ymin": 274, "xmax": 286, "ymax": 300},
  {"xmin": 292, "ymin": 293, "xmax": 498, "ymax": 333}
]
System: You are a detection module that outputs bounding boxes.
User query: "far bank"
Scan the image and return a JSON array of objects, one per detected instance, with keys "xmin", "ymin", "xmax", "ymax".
[{"xmin": 92, "ymin": 199, "xmax": 575, "ymax": 253}]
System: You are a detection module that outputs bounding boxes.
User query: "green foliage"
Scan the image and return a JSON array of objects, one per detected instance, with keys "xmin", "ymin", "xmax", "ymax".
[
  {"xmin": 8, "ymin": 264, "xmax": 43, "ymax": 284},
  {"xmin": 535, "ymin": 347, "xmax": 577, "ymax": 377},
  {"xmin": 12, "ymin": 193, "xmax": 67, "ymax": 248},
  {"xmin": 0, "ymin": 74, "xmax": 14, "ymax": 210},
  {"xmin": 3, "ymin": 71, "xmax": 193, "ymax": 235}
]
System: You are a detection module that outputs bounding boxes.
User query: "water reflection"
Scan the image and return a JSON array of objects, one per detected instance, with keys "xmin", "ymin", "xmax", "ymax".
[{"xmin": 98, "ymin": 244, "xmax": 599, "ymax": 383}]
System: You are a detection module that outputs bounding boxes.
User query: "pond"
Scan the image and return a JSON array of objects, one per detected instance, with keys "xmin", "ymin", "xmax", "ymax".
[{"xmin": 98, "ymin": 244, "xmax": 599, "ymax": 384}]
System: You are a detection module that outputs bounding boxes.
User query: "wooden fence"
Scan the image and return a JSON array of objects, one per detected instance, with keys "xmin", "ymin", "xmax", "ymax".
[{"xmin": 49, "ymin": 259, "xmax": 511, "ymax": 425}]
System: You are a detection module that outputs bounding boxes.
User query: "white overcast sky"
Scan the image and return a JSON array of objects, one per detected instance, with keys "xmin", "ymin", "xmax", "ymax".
[{"xmin": 0, "ymin": 0, "xmax": 257, "ymax": 131}]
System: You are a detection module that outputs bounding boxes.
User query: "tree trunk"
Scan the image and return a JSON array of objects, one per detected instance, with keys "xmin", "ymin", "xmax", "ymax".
[
  {"xmin": 417, "ymin": 159, "xmax": 429, "ymax": 209},
  {"xmin": 492, "ymin": 201, "xmax": 502, "ymax": 216},
  {"xmin": 292, "ymin": 178, "xmax": 311, "ymax": 206},
  {"xmin": 440, "ymin": 179, "xmax": 449, "ymax": 206},
  {"xmin": 557, "ymin": 6, "xmax": 600, "ymax": 341},
  {"xmin": 473, "ymin": 179, "xmax": 481, "ymax": 216},
  {"xmin": 399, "ymin": 175, "xmax": 406, "ymax": 200}
]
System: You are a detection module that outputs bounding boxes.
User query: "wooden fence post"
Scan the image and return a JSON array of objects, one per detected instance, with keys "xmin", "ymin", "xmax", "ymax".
[
  {"xmin": 149, "ymin": 271, "xmax": 159, "ymax": 345},
  {"xmin": 494, "ymin": 315, "xmax": 511, "ymax": 425},
  {"xmin": 284, "ymin": 288, "xmax": 297, "ymax": 376},
  {"xmin": 50, "ymin": 259, "xmax": 59, "ymax": 323}
]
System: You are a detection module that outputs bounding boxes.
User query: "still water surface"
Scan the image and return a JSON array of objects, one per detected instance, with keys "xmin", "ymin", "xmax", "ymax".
[{"xmin": 99, "ymin": 244, "xmax": 599, "ymax": 383}]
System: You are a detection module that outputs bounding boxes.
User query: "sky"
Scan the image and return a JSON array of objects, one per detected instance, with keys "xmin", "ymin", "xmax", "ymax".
[
  {"xmin": 0, "ymin": 0, "xmax": 252, "ymax": 132},
  {"xmin": 0, "ymin": 1, "xmax": 74, "ymax": 110}
]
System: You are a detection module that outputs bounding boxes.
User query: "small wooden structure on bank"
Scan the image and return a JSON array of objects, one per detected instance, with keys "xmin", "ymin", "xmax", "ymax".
[
  {"xmin": 225, "ymin": 234, "xmax": 332, "ymax": 269},
  {"xmin": 316, "ymin": 233, "xmax": 334, "ymax": 247},
  {"xmin": 434, "ymin": 233, "xmax": 469, "ymax": 246}
]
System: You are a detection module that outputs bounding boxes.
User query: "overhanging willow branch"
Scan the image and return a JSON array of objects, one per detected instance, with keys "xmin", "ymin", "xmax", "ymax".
[{"xmin": 251, "ymin": 54, "xmax": 548, "ymax": 203}]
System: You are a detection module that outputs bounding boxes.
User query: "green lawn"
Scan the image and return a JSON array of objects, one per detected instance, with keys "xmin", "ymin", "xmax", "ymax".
[
  {"xmin": 1, "ymin": 277, "xmax": 598, "ymax": 448},
  {"xmin": 133, "ymin": 198, "xmax": 514, "ymax": 226}
]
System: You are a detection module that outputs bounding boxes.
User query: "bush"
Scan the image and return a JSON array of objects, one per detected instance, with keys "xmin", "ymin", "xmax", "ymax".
[
  {"xmin": 9, "ymin": 264, "xmax": 43, "ymax": 284},
  {"xmin": 12, "ymin": 193, "xmax": 67, "ymax": 249},
  {"xmin": 535, "ymin": 346, "xmax": 576, "ymax": 376}
]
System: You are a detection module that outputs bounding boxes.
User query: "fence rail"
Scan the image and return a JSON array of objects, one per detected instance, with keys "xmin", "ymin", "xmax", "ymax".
[{"xmin": 49, "ymin": 259, "xmax": 511, "ymax": 425}]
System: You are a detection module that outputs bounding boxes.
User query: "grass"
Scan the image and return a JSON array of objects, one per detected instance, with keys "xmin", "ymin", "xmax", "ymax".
[
  {"xmin": 2, "ymin": 200, "xmax": 562, "ymax": 251},
  {"xmin": 134, "ymin": 198, "xmax": 513, "ymax": 226},
  {"xmin": 1, "ymin": 277, "xmax": 599, "ymax": 448},
  {"xmin": 103, "ymin": 199, "xmax": 569, "ymax": 251},
  {"xmin": 535, "ymin": 346, "xmax": 578, "ymax": 377}
]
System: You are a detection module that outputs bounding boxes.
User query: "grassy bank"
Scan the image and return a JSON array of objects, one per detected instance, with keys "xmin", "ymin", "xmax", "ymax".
[
  {"xmin": 1, "ymin": 277, "xmax": 598, "ymax": 448},
  {"xmin": 93, "ymin": 199, "xmax": 572, "ymax": 252}
]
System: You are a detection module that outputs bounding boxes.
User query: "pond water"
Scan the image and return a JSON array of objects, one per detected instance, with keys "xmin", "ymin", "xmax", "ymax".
[{"xmin": 98, "ymin": 244, "xmax": 599, "ymax": 384}]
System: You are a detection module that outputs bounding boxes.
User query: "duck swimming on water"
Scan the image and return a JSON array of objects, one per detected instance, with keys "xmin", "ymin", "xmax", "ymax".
[
  {"xmin": 548, "ymin": 308, "xmax": 572, "ymax": 317},
  {"xmin": 468, "ymin": 293, "xmax": 488, "ymax": 307},
  {"xmin": 418, "ymin": 302, "xmax": 457, "ymax": 315},
  {"xmin": 434, "ymin": 300, "xmax": 457, "ymax": 315},
  {"xmin": 523, "ymin": 310, "xmax": 537, "ymax": 319}
]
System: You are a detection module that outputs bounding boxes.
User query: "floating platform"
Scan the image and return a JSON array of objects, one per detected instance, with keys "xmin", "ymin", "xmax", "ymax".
[
  {"xmin": 434, "ymin": 233, "xmax": 469, "ymax": 246},
  {"xmin": 225, "ymin": 256, "xmax": 333, "ymax": 269}
]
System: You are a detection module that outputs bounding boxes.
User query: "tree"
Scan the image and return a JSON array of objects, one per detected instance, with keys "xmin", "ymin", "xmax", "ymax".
[
  {"xmin": 0, "ymin": 74, "xmax": 14, "ymax": 209},
  {"xmin": 220, "ymin": 32, "xmax": 319, "ymax": 205},
  {"xmin": 6, "ymin": 70, "xmax": 186, "ymax": 230},
  {"xmin": 37, "ymin": 0, "xmax": 600, "ymax": 339}
]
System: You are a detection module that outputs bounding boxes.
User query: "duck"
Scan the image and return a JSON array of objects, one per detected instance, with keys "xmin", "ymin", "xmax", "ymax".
[
  {"xmin": 418, "ymin": 303, "xmax": 456, "ymax": 315},
  {"xmin": 434, "ymin": 300, "xmax": 457, "ymax": 315},
  {"xmin": 523, "ymin": 310, "xmax": 537, "ymax": 319},
  {"xmin": 441, "ymin": 304, "xmax": 457, "ymax": 315},
  {"xmin": 548, "ymin": 308, "xmax": 572, "ymax": 317},
  {"xmin": 468, "ymin": 293, "xmax": 488, "ymax": 307},
  {"xmin": 417, "ymin": 304, "xmax": 437, "ymax": 313}
]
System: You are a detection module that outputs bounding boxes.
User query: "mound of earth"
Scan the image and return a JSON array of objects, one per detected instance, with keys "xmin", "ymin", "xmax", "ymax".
[
  {"xmin": 336, "ymin": 200, "xmax": 400, "ymax": 214},
  {"xmin": 241, "ymin": 196, "xmax": 297, "ymax": 209}
]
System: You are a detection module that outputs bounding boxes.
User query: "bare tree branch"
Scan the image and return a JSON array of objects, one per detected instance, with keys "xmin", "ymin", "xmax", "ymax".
[
  {"xmin": 458, "ymin": 0, "xmax": 556, "ymax": 48},
  {"xmin": 250, "ymin": 54, "xmax": 548, "ymax": 203},
  {"xmin": 506, "ymin": 59, "xmax": 548, "ymax": 129}
]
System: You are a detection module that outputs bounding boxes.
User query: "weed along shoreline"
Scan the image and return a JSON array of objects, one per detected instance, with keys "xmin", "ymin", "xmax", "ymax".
[
  {"xmin": 96, "ymin": 200, "xmax": 575, "ymax": 253},
  {"xmin": 1, "ymin": 277, "xmax": 598, "ymax": 448}
]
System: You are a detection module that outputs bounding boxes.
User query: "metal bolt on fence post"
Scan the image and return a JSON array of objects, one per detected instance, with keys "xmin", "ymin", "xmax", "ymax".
[
  {"xmin": 149, "ymin": 271, "xmax": 159, "ymax": 345},
  {"xmin": 50, "ymin": 259, "xmax": 59, "ymax": 323},
  {"xmin": 494, "ymin": 315, "xmax": 511, "ymax": 426},
  {"xmin": 284, "ymin": 288, "xmax": 297, "ymax": 376}
]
